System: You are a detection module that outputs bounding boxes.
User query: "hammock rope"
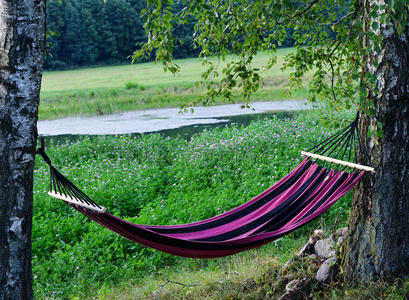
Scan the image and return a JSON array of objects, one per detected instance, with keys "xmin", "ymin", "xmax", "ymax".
[{"xmin": 36, "ymin": 115, "xmax": 373, "ymax": 258}]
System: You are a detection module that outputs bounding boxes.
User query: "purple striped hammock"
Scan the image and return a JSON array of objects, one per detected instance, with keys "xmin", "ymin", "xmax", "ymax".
[{"xmin": 37, "ymin": 115, "xmax": 373, "ymax": 258}]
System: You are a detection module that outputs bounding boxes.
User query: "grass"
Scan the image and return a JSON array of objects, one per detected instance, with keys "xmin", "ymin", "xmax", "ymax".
[
  {"xmin": 32, "ymin": 111, "xmax": 358, "ymax": 299},
  {"xmin": 93, "ymin": 245, "xmax": 291, "ymax": 299},
  {"xmin": 32, "ymin": 110, "xmax": 409, "ymax": 299},
  {"xmin": 96, "ymin": 247, "xmax": 409, "ymax": 300},
  {"xmin": 39, "ymin": 48, "xmax": 309, "ymax": 120}
]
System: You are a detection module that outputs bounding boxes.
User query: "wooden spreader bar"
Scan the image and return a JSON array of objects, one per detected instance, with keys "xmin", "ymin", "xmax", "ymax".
[
  {"xmin": 301, "ymin": 151, "xmax": 375, "ymax": 173},
  {"xmin": 48, "ymin": 191, "xmax": 107, "ymax": 213}
]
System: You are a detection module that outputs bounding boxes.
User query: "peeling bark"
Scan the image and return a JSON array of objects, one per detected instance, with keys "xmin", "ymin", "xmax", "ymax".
[
  {"xmin": 0, "ymin": 0, "xmax": 46, "ymax": 299},
  {"xmin": 344, "ymin": 6, "xmax": 409, "ymax": 282}
]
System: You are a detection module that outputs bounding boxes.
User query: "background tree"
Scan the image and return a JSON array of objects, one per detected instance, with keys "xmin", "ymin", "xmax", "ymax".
[
  {"xmin": 135, "ymin": 0, "xmax": 409, "ymax": 283},
  {"xmin": 43, "ymin": 0, "xmax": 296, "ymax": 69},
  {"xmin": 44, "ymin": 0, "xmax": 202, "ymax": 69},
  {"xmin": 0, "ymin": 0, "xmax": 46, "ymax": 299}
]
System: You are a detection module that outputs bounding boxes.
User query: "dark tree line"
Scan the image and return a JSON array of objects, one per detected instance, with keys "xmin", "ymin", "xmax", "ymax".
[
  {"xmin": 45, "ymin": 0, "xmax": 298, "ymax": 70},
  {"xmin": 44, "ymin": 0, "xmax": 201, "ymax": 69}
]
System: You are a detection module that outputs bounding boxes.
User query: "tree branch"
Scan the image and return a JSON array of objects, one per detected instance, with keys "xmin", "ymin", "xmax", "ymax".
[{"xmin": 332, "ymin": 11, "xmax": 357, "ymax": 27}]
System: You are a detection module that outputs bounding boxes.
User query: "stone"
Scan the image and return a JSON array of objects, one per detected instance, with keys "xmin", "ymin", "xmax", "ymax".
[
  {"xmin": 279, "ymin": 278, "xmax": 311, "ymax": 300},
  {"xmin": 336, "ymin": 227, "xmax": 348, "ymax": 237},
  {"xmin": 314, "ymin": 229, "xmax": 324, "ymax": 236},
  {"xmin": 337, "ymin": 236, "xmax": 345, "ymax": 247},
  {"xmin": 315, "ymin": 257, "xmax": 337, "ymax": 283},
  {"xmin": 314, "ymin": 238, "xmax": 336, "ymax": 258},
  {"xmin": 282, "ymin": 274, "xmax": 295, "ymax": 285},
  {"xmin": 309, "ymin": 253, "xmax": 319, "ymax": 261},
  {"xmin": 297, "ymin": 229, "xmax": 325, "ymax": 257},
  {"xmin": 311, "ymin": 229, "xmax": 324, "ymax": 240},
  {"xmin": 296, "ymin": 241, "xmax": 315, "ymax": 257},
  {"xmin": 308, "ymin": 234, "xmax": 321, "ymax": 246}
]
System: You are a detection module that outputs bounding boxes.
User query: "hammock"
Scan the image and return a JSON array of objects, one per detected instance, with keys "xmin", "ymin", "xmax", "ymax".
[{"xmin": 37, "ymin": 115, "xmax": 373, "ymax": 258}]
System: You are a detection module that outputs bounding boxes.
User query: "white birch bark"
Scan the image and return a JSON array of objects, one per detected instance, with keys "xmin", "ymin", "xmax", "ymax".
[
  {"xmin": 0, "ymin": 0, "xmax": 46, "ymax": 298},
  {"xmin": 344, "ymin": 1, "xmax": 409, "ymax": 282}
]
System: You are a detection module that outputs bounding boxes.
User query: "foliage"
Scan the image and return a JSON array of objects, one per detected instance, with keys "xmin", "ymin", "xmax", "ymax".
[
  {"xmin": 32, "ymin": 113, "xmax": 351, "ymax": 298},
  {"xmin": 135, "ymin": 0, "xmax": 409, "ymax": 114},
  {"xmin": 44, "ymin": 0, "xmax": 296, "ymax": 70},
  {"xmin": 44, "ymin": 0, "xmax": 200, "ymax": 69}
]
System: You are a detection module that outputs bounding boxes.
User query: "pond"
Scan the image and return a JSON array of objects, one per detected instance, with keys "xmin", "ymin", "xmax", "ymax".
[
  {"xmin": 38, "ymin": 100, "xmax": 309, "ymax": 137},
  {"xmin": 44, "ymin": 110, "xmax": 299, "ymax": 143}
]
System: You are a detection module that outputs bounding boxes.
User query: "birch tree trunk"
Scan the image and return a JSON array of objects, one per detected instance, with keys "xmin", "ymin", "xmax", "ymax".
[
  {"xmin": 0, "ymin": 0, "xmax": 46, "ymax": 298},
  {"xmin": 344, "ymin": 2, "xmax": 409, "ymax": 282}
]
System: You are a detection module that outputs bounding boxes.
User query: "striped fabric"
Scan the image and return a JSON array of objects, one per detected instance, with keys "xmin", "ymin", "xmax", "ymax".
[{"xmin": 71, "ymin": 158, "xmax": 363, "ymax": 258}]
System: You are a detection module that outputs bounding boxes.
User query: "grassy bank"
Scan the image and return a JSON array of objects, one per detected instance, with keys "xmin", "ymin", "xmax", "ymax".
[
  {"xmin": 32, "ymin": 111, "xmax": 357, "ymax": 298},
  {"xmin": 39, "ymin": 48, "xmax": 308, "ymax": 120}
]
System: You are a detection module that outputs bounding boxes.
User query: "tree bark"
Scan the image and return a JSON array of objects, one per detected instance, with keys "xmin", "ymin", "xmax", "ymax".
[
  {"xmin": 344, "ymin": 6, "xmax": 409, "ymax": 282},
  {"xmin": 0, "ymin": 0, "xmax": 46, "ymax": 299}
]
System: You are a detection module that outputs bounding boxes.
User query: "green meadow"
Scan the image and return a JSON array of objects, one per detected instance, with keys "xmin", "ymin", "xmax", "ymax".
[
  {"xmin": 33, "ymin": 110, "xmax": 409, "ymax": 299},
  {"xmin": 39, "ymin": 48, "xmax": 308, "ymax": 120},
  {"xmin": 33, "ymin": 50, "xmax": 409, "ymax": 299},
  {"xmin": 33, "ymin": 112, "xmax": 351, "ymax": 299}
]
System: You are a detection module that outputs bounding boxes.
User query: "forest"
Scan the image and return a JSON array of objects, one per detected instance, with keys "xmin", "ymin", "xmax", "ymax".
[
  {"xmin": 45, "ymin": 0, "xmax": 197, "ymax": 69},
  {"xmin": 44, "ymin": 0, "xmax": 296, "ymax": 69}
]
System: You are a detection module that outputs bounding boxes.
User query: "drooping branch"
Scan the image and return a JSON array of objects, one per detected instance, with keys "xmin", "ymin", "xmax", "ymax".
[{"xmin": 332, "ymin": 10, "xmax": 358, "ymax": 28}]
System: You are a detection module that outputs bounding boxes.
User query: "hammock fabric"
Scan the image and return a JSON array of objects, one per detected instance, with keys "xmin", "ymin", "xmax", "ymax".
[{"xmin": 37, "ymin": 115, "xmax": 370, "ymax": 258}]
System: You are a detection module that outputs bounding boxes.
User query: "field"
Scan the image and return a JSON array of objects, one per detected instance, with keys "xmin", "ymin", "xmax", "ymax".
[{"xmin": 39, "ymin": 48, "xmax": 308, "ymax": 120}]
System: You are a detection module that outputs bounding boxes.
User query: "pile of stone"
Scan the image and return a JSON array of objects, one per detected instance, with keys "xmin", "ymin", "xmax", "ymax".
[{"xmin": 278, "ymin": 227, "xmax": 348, "ymax": 300}]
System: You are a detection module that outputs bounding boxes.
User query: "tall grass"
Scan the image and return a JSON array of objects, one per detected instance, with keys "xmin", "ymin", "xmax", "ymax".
[{"xmin": 39, "ymin": 49, "xmax": 309, "ymax": 120}]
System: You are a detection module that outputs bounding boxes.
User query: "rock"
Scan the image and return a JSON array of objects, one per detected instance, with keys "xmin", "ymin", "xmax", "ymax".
[
  {"xmin": 297, "ymin": 230, "xmax": 325, "ymax": 257},
  {"xmin": 337, "ymin": 236, "xmax": 345, "ymax": 247},
  {"xmin": 285, "ymin": 279, "xmax": 300, "ymax": 292},
  {"xmin": 309, "ymin": 253, "xmax": 319, "ymax": 261},
  {"xmin": 279, "ymin": 278, "xmax": 312, "ymax": 300},
  {"xmin": 314, "ymin": 238, "xmax": 336, "ymax": 258},
  {"xmin": 310, "ymin": 229, "xmax": 324, "ymax": 241},
  {"xmin": 315, "ymin": 257, "xmax": 337, "ymax": 283},
  {"xmin": 313, "ymin": 229, "xmax": 324, "ymax": 236},
  {"xmin": 282, "ymin": 274, "xmax": 295, "ymax": 285},
  {"xmin": 336, "ymin": 227, "xmax": 348, "ymax": 237},
  {"xmin": 297, "ymin": 241, "xmax": 315, "ymax": 257}
]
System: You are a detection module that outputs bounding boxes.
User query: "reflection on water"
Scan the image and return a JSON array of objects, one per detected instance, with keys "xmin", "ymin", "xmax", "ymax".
[{"xmin": 44, "ymin": 111, "xmax": 298, "ymax": 143}]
